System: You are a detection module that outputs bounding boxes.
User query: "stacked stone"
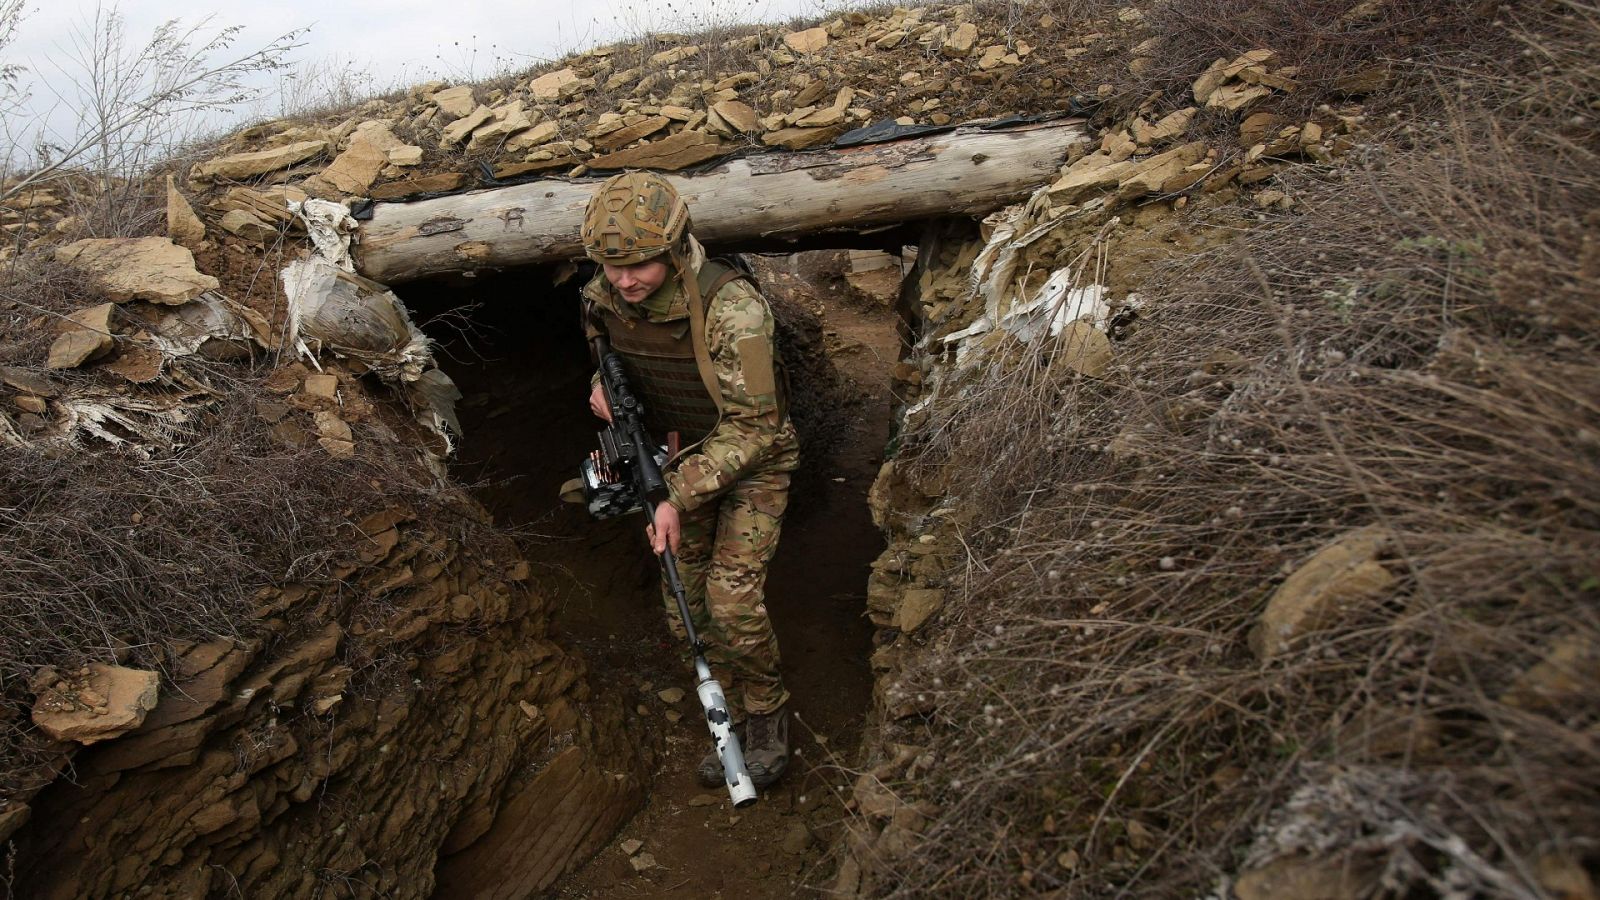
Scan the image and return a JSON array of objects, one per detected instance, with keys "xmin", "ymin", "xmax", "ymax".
[{"xmin": 165, "ymin": 2, "xmax": 1073, "ymax": 217}]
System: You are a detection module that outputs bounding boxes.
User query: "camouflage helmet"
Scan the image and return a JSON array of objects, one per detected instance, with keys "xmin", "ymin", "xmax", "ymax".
[{"xmin": 581, "ymin": 171, "xmax": 690, "ymax": 265}]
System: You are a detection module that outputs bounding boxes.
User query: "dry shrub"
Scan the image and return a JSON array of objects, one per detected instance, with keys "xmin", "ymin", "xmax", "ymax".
[
  {"xmin": 1123, "ymin": 0, "xmax": 1505, "ymax": 116},
  {"xmin": 0, "ymin": 251, "xmax": 102, "ymax": 368},
  {"xmin": 0, "ymin": 362, "xmax": 492, "ymax": 800},
  {"xmin": 874, "ymin": 5, "xmax": 1599, "ymax": 897}
]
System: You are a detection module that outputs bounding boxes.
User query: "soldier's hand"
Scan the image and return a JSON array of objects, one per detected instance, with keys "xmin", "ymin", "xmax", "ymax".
[
  {"xmin": 589, "ymin": 382, "xmax": 612, "ymax": 422},
  {"xmin": 647, "ymin": 501, "xmax": 681, "ymax": 556}
]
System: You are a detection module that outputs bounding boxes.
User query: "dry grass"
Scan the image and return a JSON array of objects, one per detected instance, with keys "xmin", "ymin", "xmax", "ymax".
[
  {"xmin": 864, "ymin": 2, "xmax": 1600, "ymax": 896},
  {"xmin": 0, "ymin": 353, "xmax": 513, "ymax": 800},
  {"xmin": 1120, "ymin": 0, "xmax": 1505, "ymax": 117}
]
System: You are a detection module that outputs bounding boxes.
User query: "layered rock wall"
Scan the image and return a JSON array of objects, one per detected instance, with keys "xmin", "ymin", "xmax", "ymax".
[{"xmin": 8, "ymin": 507, "xmax": 648, "ymax": 898}]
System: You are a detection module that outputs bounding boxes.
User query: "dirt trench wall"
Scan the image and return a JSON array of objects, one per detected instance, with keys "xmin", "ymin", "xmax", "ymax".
[{"xmin": 9, "ymin": 504, "xmax": 648, "ymax": 898}]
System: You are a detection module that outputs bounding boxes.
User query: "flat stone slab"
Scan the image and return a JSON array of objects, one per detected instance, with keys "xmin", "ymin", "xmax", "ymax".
[{"xmin": 55, "ymin": 237, "xmax": 219, "ymax": 305}]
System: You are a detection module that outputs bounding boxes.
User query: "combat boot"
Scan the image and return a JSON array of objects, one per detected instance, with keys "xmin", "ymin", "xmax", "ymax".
[
  {"xmin": 742, "ymin": 706, "xmax": 789, "ymax": 788},
  {"xmin": 697, "ymin": 721, "xmax": 744, "ymax": 788},
  {"xmin": 694, "ymin": 736, "xmax": 732, "ymax": 784}
]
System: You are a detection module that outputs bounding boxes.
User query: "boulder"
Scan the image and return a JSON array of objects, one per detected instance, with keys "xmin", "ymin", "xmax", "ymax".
[
  {"xmin": 1253, "ymin": 526, "xmax": 1395, "ymax": 659},
  {"xmin": 1101, "ymin": 129, "xmax": 1137, "ymax": 162},
  {"xmin": 505, "ymin": 121, "xmax": 561, "ymax": 152},
  {"xmin": 55, "ymin": 237, "xmax": 219, "ymax": 305},
  {"xmin": 588, "ymin": 130, "xmax": 726, "ymax": 171},
  {"xmin": 1206, "ymin": 83, "xmax": 1272, "ymax": 112},
  {"xmin": 1116, "ymin": 141, "xmax": 1207, "ymax": 199},
  {"xmin": 794, "ymin": 80, "xmax": 829, "ymax": 108},
  {"xmin": 30, "ymin": 663, "xmax": 161, "ymax": 745},
  {"xmin": 943, "ymin": 22, "xmax": 978, "ymax": 57},
  {"xmin": 895, "ymin": 588, "xmax": 944, "ymax": 632},
  {"xmin": 196, "ymin": 140, "xmax": 327, "ymax": 180},
  {"xmin": 1131, "ymin": 107, "xmax": 1197, "ymax": 146},
  {"xmin": 1191, "ymin": 58, "xmax": 1230, "ymax": 104},
  {"xmin": 369, "ymin": 172, "xmax": 469, "ymax": 200},
  {"xmin": 219, "ymin": 208, "xmax": 278, "ymax": 242},
  {"xmin": 605, "ymin": 68, "xmax": 642, "ymax": 91},
  {"xmin": 431, "ymin": 85, "xmax": 477, "ymax": 119},
  {"xmin": 315, "ymin": 410, "xmax": 355, "ymax": 457},
  {"xmin": 875, "ymin": 30, "xmax": 908, "ymax": 50},
  {"xmin": 795, "ymin": 87, "xmax": 855, "ymax": 128},
  {"xmin": 440, "ymin": 105, "xmax": 496, "ymax": 148},
  {"xmin": 649, "ymin": 45, "xmax": 698, "ymax": 66},
  {"xmin": 466, "ymin": 101, "xmax": 538, "ymax": 152},
  {"xmin": 592, "ymin": 115, "xmax": 670, "ymax": 152},
  {"xmin": 1057, "ymin": 321, "xmax": 1111, "ymax": 377},
  {"xmin": 0, "ymin": 805, "xmax": 30, "ymax": 845},
  {"xmin": 710, "ymin": 100, "xmax": 760, "ymax": 134},
  {"xmin": 1048, "ymin": 152, "xmax": 1137, "ymax": 205},
  {"xmin": 1221, "ymin": 49, "xmax": 1279, "ymax": 80},
  {"xmin": 165, "ymin": 175, "xmax": 206, "ymax": 249},
  {"xmin": 1239, "ymin": 111, "xmax": 1285, "ymax": 145},
  {"xmin": 213, "ymin": 185, "xmax": 306, "ymax": 225},
  {"xmin": 528, "ymin": 67, "xmax": 579, "ymax": 101},
  {"xmin": 762, "ymin": 124, "xmax": 844, "ymax": 150},
  {"xmin": 307, "ymin": 121, "xmax": 406, "ymax": 195},
  {"xmin": 387, "ymin": 145, "xmax": 423, "ymax": 167},
  {"xmin": 783, "ymin": 27, "xmax": 829, "ymax": 54},
  {"xmin": 47, "ymin": 302, "xmax": 117, "ymax": 370}
]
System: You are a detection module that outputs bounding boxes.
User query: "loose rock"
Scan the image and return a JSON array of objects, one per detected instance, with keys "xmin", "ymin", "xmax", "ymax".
[
  {"xmin": 30, "ymin": 663, "xmax": 160, "ymax": 745},
  {"xmin": 55, "ymin": 237, "xmax": 219, "ymax": 305},
  {"xmin": 165, "ymin": 175, "xmax": 206, "ymax": 249},
  {"xmin": 47, "ymin": 303, "xmax": 117, "ymax": 370},
  {"xmin": 1254, "ymin": 527, "xmax": 1395, "ymax": 659},
  {"xmin": 783, "ymin": 27, "xmax": 829, "ymax": 54},
  {"xmin": 196, "ymin": 140, "xmax": 327, "ymax": 180}
]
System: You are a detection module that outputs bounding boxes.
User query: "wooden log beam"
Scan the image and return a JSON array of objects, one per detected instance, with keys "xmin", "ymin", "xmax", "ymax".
[{"xmin": 354, "ymin": 119, "xmax": 1087, "ymax": 284}]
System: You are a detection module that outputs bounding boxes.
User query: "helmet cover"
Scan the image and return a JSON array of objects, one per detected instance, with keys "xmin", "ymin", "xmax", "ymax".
[{"xmin": 581, "ymin": 171, "xmax": 691, "ymax": 265}]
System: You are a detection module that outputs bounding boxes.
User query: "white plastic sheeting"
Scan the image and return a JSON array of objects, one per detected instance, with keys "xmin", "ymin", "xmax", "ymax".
[
  {"xmin": 283, "ymin": 197, "xmax": 462, "ymax": 455},
  {"xmin": 290, "ymin": 199, "xmax": 360, "ymax": 271},
  {"xmin": 282, "ymin": 258, "xmax": 433, "ymax": 383}
]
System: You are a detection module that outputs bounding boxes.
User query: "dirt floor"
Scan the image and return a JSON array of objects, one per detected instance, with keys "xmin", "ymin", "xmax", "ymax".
[{"xmin": 407, "ymin": 254, "xmax": 902, "ymax": 897}]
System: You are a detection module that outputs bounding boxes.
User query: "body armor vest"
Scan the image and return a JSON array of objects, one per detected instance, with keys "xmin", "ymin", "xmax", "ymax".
[{"xmin": 591, "ymin": 261, "xmax": 749, "ymax": 445}]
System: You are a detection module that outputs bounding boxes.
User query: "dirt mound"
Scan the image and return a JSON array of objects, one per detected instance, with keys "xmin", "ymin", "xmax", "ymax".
[{"xmin": 837, "ymin": 2, "xmax": 1600, "ymax": 897}]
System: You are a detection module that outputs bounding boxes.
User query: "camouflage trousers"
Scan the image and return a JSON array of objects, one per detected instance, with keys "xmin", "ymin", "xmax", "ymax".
[{"xmin": 662, "ymin": 468, "xmax": 790, "ymax": 717}]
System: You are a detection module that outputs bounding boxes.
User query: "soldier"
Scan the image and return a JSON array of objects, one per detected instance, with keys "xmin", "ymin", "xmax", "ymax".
[{"xmin": 579, "ymin": 171, "xmax": 800, "ymax": 789}]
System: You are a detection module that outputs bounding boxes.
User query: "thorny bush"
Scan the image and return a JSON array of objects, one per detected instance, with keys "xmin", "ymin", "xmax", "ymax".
[{"xmin": 871, "ymin": 3, "xmax": 1599, "ymax": 897}]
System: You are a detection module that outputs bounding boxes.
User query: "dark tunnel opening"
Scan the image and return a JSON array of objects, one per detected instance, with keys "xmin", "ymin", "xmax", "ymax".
[{"xmin": 398, "ymin": 250, "xmax": 905, "ymax": 895}]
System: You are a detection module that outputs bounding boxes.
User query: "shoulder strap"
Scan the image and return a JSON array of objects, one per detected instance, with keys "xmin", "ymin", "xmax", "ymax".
[
  {"xmin": 680, "ymin": 256, "xmax": 725, "ymax": 416},
  {"xmin": 680, "ymin": 259, "xmax": 754, "ymax": 417}
]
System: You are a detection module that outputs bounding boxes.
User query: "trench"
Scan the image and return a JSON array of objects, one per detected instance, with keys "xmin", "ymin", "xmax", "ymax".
[{"xmin": 402, "ymin": 250, "xmax": 905, "ymax": 896}]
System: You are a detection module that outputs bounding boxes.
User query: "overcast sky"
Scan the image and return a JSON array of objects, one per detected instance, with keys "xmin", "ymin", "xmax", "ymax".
[{"xmin": 4, "ymin": 0, "xmax": 836, "ymax": 162}]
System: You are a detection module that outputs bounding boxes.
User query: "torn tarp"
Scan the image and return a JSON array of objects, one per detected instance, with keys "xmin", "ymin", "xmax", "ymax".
[
  {"xmin": 282, "ymin": 258, "xmax": 432, "ymax": 383},
  {"xmin": 290, "ymin": 199, "xmax": 359, "ymax": 271}
]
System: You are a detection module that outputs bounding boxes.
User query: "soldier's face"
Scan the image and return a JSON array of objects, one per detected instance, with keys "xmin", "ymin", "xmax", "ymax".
[{"xmin": 604, "ymin": 260, "xmax": 669, "ymax": 304}]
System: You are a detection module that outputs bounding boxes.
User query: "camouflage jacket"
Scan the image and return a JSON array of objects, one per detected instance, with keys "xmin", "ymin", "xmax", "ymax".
[{"xmin": 581, "ymin": 253, "xmax": 800, "ymax": 515}]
